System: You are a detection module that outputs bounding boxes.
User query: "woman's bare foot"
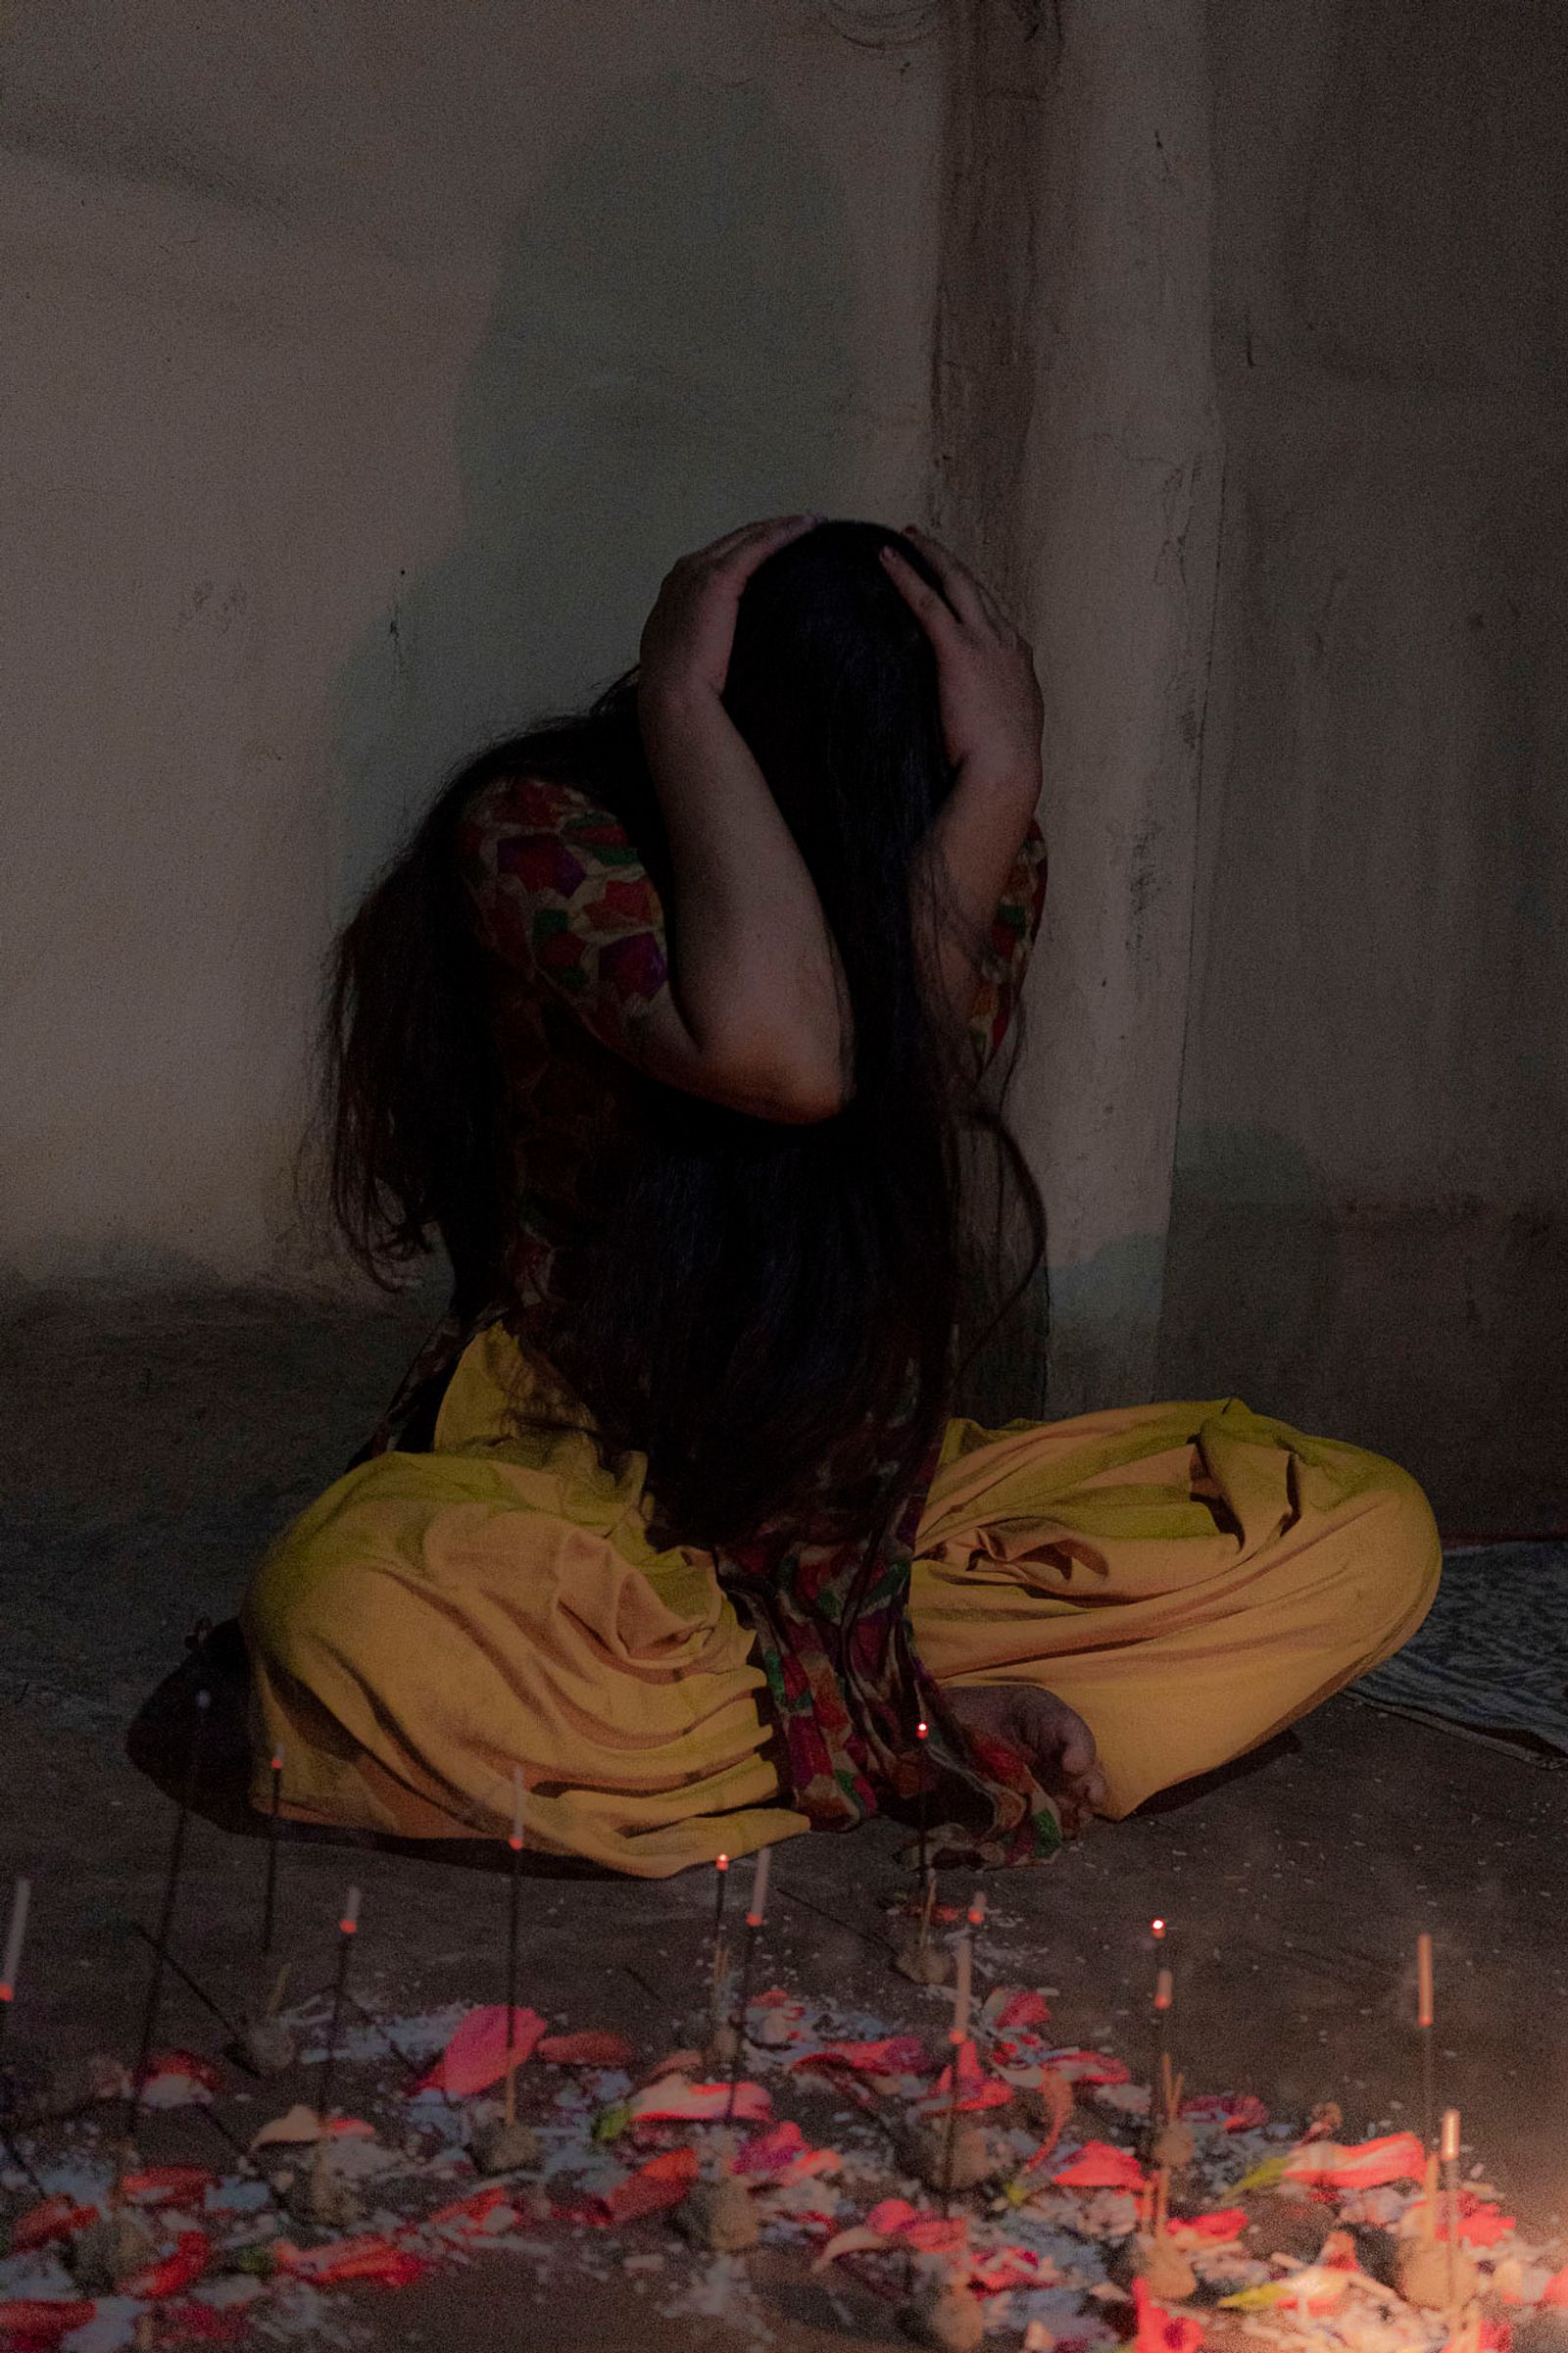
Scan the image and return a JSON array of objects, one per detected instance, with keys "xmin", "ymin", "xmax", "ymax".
[{"xmin": 944, "ymin": 1684, "xmax": 1107, "ymax": 1836}]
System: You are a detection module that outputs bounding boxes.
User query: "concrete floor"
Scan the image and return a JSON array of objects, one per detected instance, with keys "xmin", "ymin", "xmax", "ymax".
[{"xmin": 4, "ymin": 1283, "xmax": 1567, "ymax": 2347}]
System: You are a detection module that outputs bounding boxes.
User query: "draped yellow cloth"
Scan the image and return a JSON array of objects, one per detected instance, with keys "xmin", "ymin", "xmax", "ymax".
[{"xmin": 240, "ymin": 1322, "xmax": 1439, "ymax": 1877}]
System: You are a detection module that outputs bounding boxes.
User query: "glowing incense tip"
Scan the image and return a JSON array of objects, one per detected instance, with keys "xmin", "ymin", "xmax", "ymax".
[
  {"xmin": 1152, "ymin": 1916, "xmax": 1166, "ymax": 1939},
  {"xmin": 746, "ymin": 1844, "xmax": 771, "ymax": 1929},
  {"xmin": 509, "ymin": 1766, "xmax": 525, "ymax": 1853},
  {"xmin": 716, "ymin": 1852, "xmax": 729, "ymax": 1874},
  {"xmin": 270, "ymin": 1752, "xmax": 283, "ymax": 1777},
  {"xmin": 916, "ymin": 1719, "xmax": 929, "ymax": 1741},
  {"xmin": 1153, "ymin": 1966, "xmax": 1173, "ymax": 2013},
  {"xmin": 1417, "ymin": 1931, "xmax": 1435, "ymax": 2028},
  {"xmin": 1441, "ymin": 2107, "xmax": 1460, "ymax": 2163},
  {"xmin": 0, "ymin": 1878, "xmax": 29, "ymax": 2005},
  {"xmin": 966, "ymin": 1888, "xmax": 987, "ymax": 1930},
  {"xmin": 339, "ymin": 1886, "xmax": 362, "ymax": 1937}
]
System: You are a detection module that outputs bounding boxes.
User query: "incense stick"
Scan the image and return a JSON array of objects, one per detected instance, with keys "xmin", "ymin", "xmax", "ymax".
[
  {"xmin": 122, "ymin": 1688, "xmax": 210, "ymax": 2166},
  {"xmin": 261, "ymin": 1750, "xmax": 283, "ymax": 1957},
  {"xmin": 504, "ymin": 1769, "xmax": 524, "ymax": 2127},
  {"xmin": 315, "ymin": 1885, "xmax": 361, "ymax": 2136},
  {"xmin": 0, "ymin": 1876, "xmax": 29, "ymax": 2061},
  {"xmin": 0, "ymin": 1879, "xmax": 45, "ymax": 2199},
  {"xmin": 1149, "ymin": 1919, "xmax": 1173, "ymax": 2162},
  {"xmin": 1417, "ymin": 1931, "xmax": 1436, "ymax": 2152},
  {"xmin": 709, "ymin": 1853, "xmax": 731, "ymax": 2049},
  {"xmin": 722, "ymin": 1846, "xmax": 771, "ymax": 2128},
  {"xmin": 915, "ymin": 1719, "xmax": 930, "ymax": 1887},
  {"xmin": 941, "ymin": 1888, "xmax": 984, "ymax": 2205},
  {"xmin": 340, "ymin": 1987, "xmax": 425, "ymax": 2085},
  {"xmin": 1441, "ymin": 2106, "xmax": 1461, "ymax": 2313},
  {"xmin": 126, "ymin": 1921, "xmax": 242, "ymax": 2046}
]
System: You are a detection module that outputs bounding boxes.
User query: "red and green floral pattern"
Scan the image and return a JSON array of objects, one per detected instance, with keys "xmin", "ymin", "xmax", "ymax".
[{"xmin": 363, "ymin": 769, "xmax": 1058, "ymax": 1867}]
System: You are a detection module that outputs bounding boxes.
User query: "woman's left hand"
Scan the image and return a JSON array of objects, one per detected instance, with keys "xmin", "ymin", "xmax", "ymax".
[{"xmin": 879, "ymin": 525, "xmax": 1044, "ymax": 793}]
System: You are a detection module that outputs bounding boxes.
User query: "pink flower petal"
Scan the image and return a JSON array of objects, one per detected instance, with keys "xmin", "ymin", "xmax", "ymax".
[
  {"xmin": 601, "ymin": 2148, "xmax": 700, "ymax": 2225},
  {"xmin": 1181, "ymin": 2092, "xmax": 1269, "ymax": 2132},
  {"xmin": 1135, "ymin": 2279, "xmax": 1205, "ymax": 2353},
  {"xmin": 1052, "ymin": 2140, "xmax": 1150, "ymax": 2190},
  {"xmin": 1283, "ymin": 2132, "xmax": 1426, "ymax": 2189},
  {"xmin": 624, "ymin": 2077, "xmax": 770, "ymax": 2124},
  {"xmin": 411, "ymin": 2005, "xmax": 548, "ymax": 2098},
  {"xmin": 789, "ymin": 2035, "xmax": 934, "ymax": 2078},
  {"xmin": 536, "ymin": 2031, "xmax": 634, "ymax": 2069},
  {"xmin": 1043, "ymin": 2049, "xmax": 1131, "ymax": 2085},
  {"xmin": 997, "ymin": 1990, "xmax": 1053, "ymax": 2031},
  {"xmin": 919, "ymin": 2037, "xmax": 1011, "ymax": 2114},
  {"xmin": 736, "ymin": 2122, "xmax": 808, "ymax": 2177}
]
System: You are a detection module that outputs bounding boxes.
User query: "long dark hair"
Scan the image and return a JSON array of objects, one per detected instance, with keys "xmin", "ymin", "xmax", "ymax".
[{"xmin": 319, "ymin": 520, "xmax": 1047, "ymax": 1548}]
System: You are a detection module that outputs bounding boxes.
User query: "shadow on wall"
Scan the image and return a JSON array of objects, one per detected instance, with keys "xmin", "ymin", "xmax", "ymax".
[{"xmin": 328, "ymin": 70, "xmax": 856, "ymax": 907}]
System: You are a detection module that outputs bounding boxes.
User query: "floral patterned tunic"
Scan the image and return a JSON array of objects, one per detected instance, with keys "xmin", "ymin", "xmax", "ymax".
[{"xmin": 365, "ymin": 769, "xmax": 1058, "ymax": 1868}]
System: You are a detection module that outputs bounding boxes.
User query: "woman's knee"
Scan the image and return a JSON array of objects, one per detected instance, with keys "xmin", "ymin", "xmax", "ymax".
[
  {"xmin": 242, "ymin": 1537, "xmax": 368, "ymax": 1686},
  {"xmin": 1350, "ymin": 1454, "xmax": 1442, "ymax": 1652}
]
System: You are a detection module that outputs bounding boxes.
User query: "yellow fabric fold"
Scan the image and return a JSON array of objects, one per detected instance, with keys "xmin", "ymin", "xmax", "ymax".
[{"xmin": 241, "ymin": 1330, "xmax": 1440, "ymax": 1876}]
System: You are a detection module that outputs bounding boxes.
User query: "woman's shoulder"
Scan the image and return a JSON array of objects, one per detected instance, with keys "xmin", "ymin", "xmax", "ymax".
[{"xmin": 461, "ymin": 766, "xmax": 591, "ymax": 836}]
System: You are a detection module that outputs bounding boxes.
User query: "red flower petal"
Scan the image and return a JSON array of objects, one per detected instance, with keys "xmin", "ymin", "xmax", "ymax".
[
  {"xmin": 410, "ymin": 2005, "xmax": 548, "ymax": 2098},
  {"xmin": 536, "ymin": 2031, "xmax": 634, "ymax": 2070}
]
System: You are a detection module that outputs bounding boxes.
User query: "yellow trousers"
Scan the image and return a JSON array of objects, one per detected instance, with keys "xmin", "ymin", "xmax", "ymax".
[{"xmin": 240, "ymin": 1323, "xmax": 1440, "ymax": 1876}]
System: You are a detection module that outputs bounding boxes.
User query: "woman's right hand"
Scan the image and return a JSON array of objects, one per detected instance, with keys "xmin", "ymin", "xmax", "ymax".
[{"xmin": 636, "ymin": 515, "xmax": 820, "ymax": 711}]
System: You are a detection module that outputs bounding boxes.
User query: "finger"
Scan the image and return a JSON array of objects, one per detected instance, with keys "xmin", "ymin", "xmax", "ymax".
[
  {"xmin": 878, "ymin": 542, "xmax": 961, "ymax": 634},
  {"xmin": 899, "ymin": 524, "xmax": 994, "ymax": 632},
  {"xmin": 906, "ymin": 527, "xmax": 1025, "ymax": 642}
]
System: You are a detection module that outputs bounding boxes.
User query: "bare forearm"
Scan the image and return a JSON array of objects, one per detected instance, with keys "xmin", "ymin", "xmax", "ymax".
[
  {"xmin": 910, "ymin": 762, "xmax": 1042, "ymax": 1044},
  {"xmin": 638, "ymin": 685, "xmax": 850, "ymax": 1110}
]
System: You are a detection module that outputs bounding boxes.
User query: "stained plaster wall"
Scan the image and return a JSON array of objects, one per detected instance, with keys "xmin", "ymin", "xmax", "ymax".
[
  {"xmin": 2, "ymin": 1, "xmax": 1564, "ymax": 1525},
  {"xmin": 1155, "ymin": 0, "xmax": 1568, "ymax": 1525},
  {"xmin": 1, "ymin": 0, "xmax": 944, "ymax": 1281}
]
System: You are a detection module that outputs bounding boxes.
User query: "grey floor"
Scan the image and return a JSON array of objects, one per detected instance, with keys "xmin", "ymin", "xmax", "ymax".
[{"xmin": 4, "ymin": 1282, "xmax": 1567, "ymax": 2348}]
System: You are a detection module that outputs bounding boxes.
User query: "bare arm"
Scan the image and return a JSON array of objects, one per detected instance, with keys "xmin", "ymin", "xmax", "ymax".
[
  {"xmin": 636, "ymin": 680, "xmax": 851, "ymax": 1122},
  {"xmin": 909, "ymin": 762, "xmax": 1042, "ymax": 1048},
  {"xmin": 626, "ymin": 515, "xmax": 851, "ymax": 1124}
]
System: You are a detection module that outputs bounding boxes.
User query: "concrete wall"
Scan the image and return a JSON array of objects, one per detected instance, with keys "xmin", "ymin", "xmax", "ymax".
[
  {"xmin": 1, "ymin": 0, "xmax": 943, "ymax": 1280},
  {"xmin": 1156, "ymin": 0, "xmax": 1568, "ymax": 1525},
  {"xmin": 2, "ymin": 1, "xmax": 1564, "ymax": 1525}
]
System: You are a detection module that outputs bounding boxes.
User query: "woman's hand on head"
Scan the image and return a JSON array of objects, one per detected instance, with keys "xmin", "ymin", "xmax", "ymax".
[
  {"xmin": 637, "ymin": 515, "xmax": 820, "ymax": 714},
  {"xmin": 879, "ymin": 525, "xmax": 1044, "ymax": 798}
]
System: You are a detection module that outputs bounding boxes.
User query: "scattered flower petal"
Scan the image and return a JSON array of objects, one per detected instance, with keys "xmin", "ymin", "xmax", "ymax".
[
  {"xmin": 996, "ymin": 1991, "xmax": 1053, "ymax": 2032},
  {"xmin": 1052, "ymin": 2141, "xmax": 1150, "ymax": 2191},
  {"xmin": 411, "ymin": 2005, "xmax": 548, "ymax": 2099},
  {"xmin": 122, "ymin": 2230, "xmax": 212, "ymax": 2302},
  {"xmin": 599, "ymin": 2147, "xmax": 700, "ymax": 2225},
  {"xmin": 122, "ymin": 2168, "xmax": 218, "ymax": 2208},
  {"xmin": 1135, "ymin": 2278, "xmax": 1206, "ymax": 2353},
  {"xmin": 536, "ymin": 2031, "xmax": 634, "ymax": 2070},
  {"xmin": 623, "ymin": 2077, "xmax": 769, "ymax": 2125},
  {"xmin": 1283, "ymin": 2133, "xmax": 1426, "ymax": 2189},
  {"xmin": 7, "ymin": 2198, "xmax": 98, "ymax": 2253}
]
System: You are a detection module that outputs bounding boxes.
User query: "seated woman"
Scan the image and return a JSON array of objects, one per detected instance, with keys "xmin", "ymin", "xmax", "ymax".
[{"xmin": 242, "ymin": 515, "xmax": 1439, "ymax": 1876}]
